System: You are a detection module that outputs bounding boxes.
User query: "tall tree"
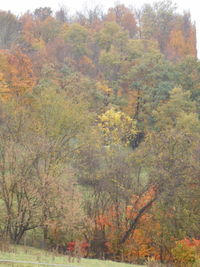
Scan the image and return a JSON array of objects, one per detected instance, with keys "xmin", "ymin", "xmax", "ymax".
[
  {"xmin": 105, "ymin": 5, "xmax": 137, "ymax": 37},
  {"xmin": 0, "ymin": 11, "xmax": 21, "ymax": 49}
]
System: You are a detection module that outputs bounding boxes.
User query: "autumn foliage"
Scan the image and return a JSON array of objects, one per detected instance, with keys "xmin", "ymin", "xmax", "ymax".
[
  {"xmin": 0, "ymin": 49, "xmax": 35, "ymax": 98},
  {"xmin": 0, "ymin": 2, "xmax": 200, "ymax": 266}
]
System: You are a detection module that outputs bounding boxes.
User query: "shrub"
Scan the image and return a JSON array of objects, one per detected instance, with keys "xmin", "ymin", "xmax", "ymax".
[{"xmin": 171, "ymin": 239, "xmax": 200, "ymax": 266}]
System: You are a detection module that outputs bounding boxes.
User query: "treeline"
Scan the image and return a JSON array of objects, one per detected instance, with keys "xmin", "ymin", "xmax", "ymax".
[{"xmin": 0, "ymin": 0, "xmax": 200, "ymax": 265}]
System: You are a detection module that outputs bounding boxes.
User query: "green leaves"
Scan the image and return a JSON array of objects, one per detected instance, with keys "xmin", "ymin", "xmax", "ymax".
[
  {"xmin": 64, "ymin": 24, "xmax": 89, "ymax": 59},
  {"xmin": 31, "ymin": 87, "xmax": 89, "ymax": 139}
]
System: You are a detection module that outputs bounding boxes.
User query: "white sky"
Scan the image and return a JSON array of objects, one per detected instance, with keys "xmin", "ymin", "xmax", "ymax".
[{"xmin": 0, "ymin": 0, "xmax": 199, "ymax": 57}]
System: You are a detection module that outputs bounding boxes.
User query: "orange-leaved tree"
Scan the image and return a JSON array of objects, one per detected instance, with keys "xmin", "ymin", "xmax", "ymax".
[
  {"xmin": 0, "ymin": 49, "xmax": 35, "ymax": 98},
  {"xmin": 95, "ymin": 185, "xmax": 158, "ymax": 261}
]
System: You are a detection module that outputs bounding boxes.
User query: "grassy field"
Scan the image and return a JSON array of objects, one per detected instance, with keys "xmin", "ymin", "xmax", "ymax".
[{"xmin": 0, "ymin": 245, "xmax": 144, "ymax": 267}]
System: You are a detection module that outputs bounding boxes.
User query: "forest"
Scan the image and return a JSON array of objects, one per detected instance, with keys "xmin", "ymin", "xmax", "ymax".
[{"xmin": 0, "ymin": 0, "xmax": 200, "ymax": 265}]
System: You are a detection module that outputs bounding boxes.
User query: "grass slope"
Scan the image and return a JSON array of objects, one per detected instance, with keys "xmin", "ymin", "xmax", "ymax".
[{"xmin": 0, "ymin": 245, "xmax": 144, "ymax": 267}]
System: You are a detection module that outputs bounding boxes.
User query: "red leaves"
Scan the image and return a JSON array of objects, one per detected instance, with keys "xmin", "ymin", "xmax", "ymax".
[
  {"xmin": 66, "ymin": 241, "xmax": 89, "ymax": 253},
  {"xmin": 96, "ymin": 214, "xmax": 112, "ymax": 228},
  {"xmin": 67, "ymin": 241, "xmax": 75, "ymax": 251},
  {"xmin": 126, "ymin": 185, "xmax": 157, "ymax": 220},
  {"xmin": 178, "ymin": 238, "xmax": 200, "ymax": 248},
  {"xmin": 94, "ymin": 185, "xmax": 158, "ymax": 260},
  {"xmin": 172, "ymin": 238, "xmax": 200, "ymax": 265}
]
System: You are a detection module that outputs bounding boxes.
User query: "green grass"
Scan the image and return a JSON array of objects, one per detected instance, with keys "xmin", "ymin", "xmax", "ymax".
[{"xmin": 0, "ymin": 245, "xmax": 144, "ymax": 267}]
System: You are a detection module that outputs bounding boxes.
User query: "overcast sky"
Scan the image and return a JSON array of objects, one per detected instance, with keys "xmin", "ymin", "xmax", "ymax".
[{"xmin": 1, "ymin": 0, "xmax": 199, "ymax": 57}]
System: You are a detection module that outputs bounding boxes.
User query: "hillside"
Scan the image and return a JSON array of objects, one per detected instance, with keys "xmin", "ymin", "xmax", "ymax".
[
  {"xmin": 0, "ymin": 1, "xmax": 200, "ymax": 266},
  {"xmin": 0, "ymin": 246, "xmax": 143, "ymax": 267}
]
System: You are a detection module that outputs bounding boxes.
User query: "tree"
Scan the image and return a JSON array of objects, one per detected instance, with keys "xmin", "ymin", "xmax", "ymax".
[
  {"xmin": 140, "ymin": 1, "xmax": 197, "ymax": 61},
  {"xmin": 29, "ymin": 87, "xmax": 91, "ymax": 244},
  {"xmin": 120, "ymin": 42, "xmax": 176, "ymax": 129},
  {"xmin": 74, "ymin": 6, "xmax": 104, "ymax": 31},
  {"xmin": 75, "ymin": 110, "xmax": 157, "ymax": 259},
  {"xmin": 140, "ymin": 88, "xmax": 200, "ymax": 261},
  {"xmin": 64, "ymin": 24, "xmax": 90, "ymax": 66},
  {"xmin": 39, "ymin": 17, "xmax": 60, "ymax": 43},
  {"xmin": 0, "ymin": 50, "xmax": 35, "ymax": 97},
  {"xmin": 20, "ymin": 13, "xmax": 45, "ymax": 52},
  {"xmin": 98, "ymin": 108, "xmax": 137, "ymax": 146},
  {"xmin": 175, "ymin": 56, "xmax": 200, "ymax": 113},
  {"xmin": 140, "ymin": 0, "xmax": 176, "ymax": 53},
  {"xmin": 99, "ymin": 48, "xmax": 121, "ymax": 82},
  {"xmin": 0, "ymin": 99, "xmax": 42, "ymax": 243},
  {"xmin": 105, "ymin": 5, "xmax": 137, "ymax": 38},
  {"xmin": 97, "ymin": 22, "xmax": 128, "ymax": 52},
  {"xmin": 34, "ymin": 7, "xmax": 52, "ymax": 21},
  {"xmin": 0, "ymin": 85, "xmax": 91, "ymax": 244},
  {"xmin": 0, "ymin": 11, "xmax": 21, "ymax": 49},
  {"xmin": 55, "ymin": 6, "xmax": 69, "ymax": 23},
  {"xmin": 166, "ymin": 13, "xmax": 197, "ymax": 61}
]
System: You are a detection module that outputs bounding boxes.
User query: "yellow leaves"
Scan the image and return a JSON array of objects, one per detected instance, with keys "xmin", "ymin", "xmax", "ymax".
[
  {"xmin": 127, "ymin": 39, "xmax": 160, "ymax": 57},
  {"xmin": 99, "ymin": 48, "xmax": 121, "ymax": 66},
  {"xmin": 0, "ymin": 72, "xmax": 10, "ymax": 101},
  {"xmin": 98, "ymin": 108, "xmax": 137, "ymax": 146},
  {"xmin": 59, "ymin": 23, "xmax": 69, "ymax": 38},
  {"xmin": 96, "ymin": 81, "xmax": 113, "ymax": 95},
  {"xmin": 176, "ymin": 112, "xmax": 200, "ymax": 134},
  {"xmin": 32, "ymin": 38, "xmax": 45, "ymax": 50}
]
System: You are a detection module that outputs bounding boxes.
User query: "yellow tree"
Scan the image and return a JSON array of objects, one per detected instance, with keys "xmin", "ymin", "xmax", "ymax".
[{"xmin": 98, "ymin": 108, "xmax": 137, "ymax": 146}]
